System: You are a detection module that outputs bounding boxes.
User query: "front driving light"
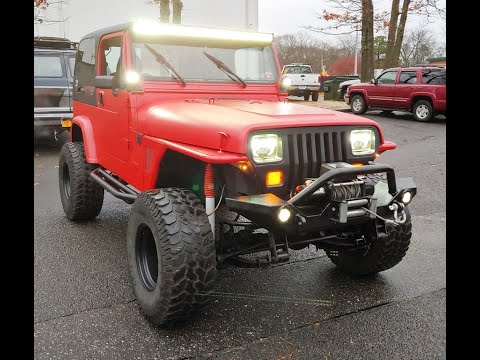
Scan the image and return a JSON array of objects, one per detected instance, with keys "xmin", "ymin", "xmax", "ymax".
[
  {"xmin": 250, "ymin": 134, "xmax": 283, "ymax": 163},
  {"xmin": 350, "ymin": 129, "xmax": 376, "ymax": 156},
  {"xmin": 278, "ymin": 207, "xmax": 291, "ymax": 223},
  {"xmin": 401, "ymin": 191, "xmax": 412, "ymax": 204}
]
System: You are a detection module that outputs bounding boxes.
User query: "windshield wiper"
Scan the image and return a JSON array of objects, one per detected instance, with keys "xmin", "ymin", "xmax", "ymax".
[
  {"xmin": 144, "ymin": 44, "xmax": 186, "ymax": 87},
  {"xmin": 203, "ymin": 51, "xmax": 247, "ymax": 88}
]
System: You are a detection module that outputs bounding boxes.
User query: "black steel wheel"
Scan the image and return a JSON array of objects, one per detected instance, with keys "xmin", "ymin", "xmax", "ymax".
[{"xmin": 127, "ymin": 188, "xmax": 217, "ymax": 326}]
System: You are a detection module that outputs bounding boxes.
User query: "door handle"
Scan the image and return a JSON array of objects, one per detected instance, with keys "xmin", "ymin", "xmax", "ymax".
[{"xmin": 98, "ymin": 91, "xmax": 104, "ymax": 106}]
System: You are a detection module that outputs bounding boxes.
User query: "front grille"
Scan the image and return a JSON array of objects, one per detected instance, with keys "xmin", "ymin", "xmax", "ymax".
[{"xmin": 285, "ymin": 129, "xmax": 348, "ymax": 188}]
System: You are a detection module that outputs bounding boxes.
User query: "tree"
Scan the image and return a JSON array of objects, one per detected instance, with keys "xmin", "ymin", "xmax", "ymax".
[
  {"xmin": 274, "ymin": 32, "xmax": 346, "ymax": 73},
  {"xmin": 384, "ymin": 0, "xmax": 445, "ymax": 67},
  {"xmin": 360, "ymin": 0, "xmax": 374, "ymax": 81},
  {"xmin": 374, "ymin": 35, "xmax": 387, "ymax": 60},
  {"xmin": 305, "ymin": 0, "xmax": 446, "ymax": 74},
  {"xmin": 34, "ymin": 0, "xmax": 71, "ymax": 26},
  {"xmin": 148, "ymin": 0, "xmax": 183, "ymax": 24},
  {"xmin": 400, "ymin": 27, "xmax": 437, "ymax": 66}
]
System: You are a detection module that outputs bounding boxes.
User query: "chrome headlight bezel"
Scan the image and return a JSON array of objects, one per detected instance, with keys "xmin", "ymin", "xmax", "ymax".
[
  {"xmin": 350, "ymin": 129, "xmax": 376, "ymax": 156},
  {"xmin": 249, "ymin": 133, "xmax": 283, "ymax": 164}
]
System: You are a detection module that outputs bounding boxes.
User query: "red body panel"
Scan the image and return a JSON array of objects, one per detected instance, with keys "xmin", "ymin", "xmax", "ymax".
[{"xmin": 73, "ymin": 30, "xmax": 396, "ymax": 192}]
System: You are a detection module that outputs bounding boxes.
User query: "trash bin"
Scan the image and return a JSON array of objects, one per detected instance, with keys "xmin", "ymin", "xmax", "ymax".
[
  {"xmin": 322, "ymin": 80, "xmax": 334, "ymax": 100},
  {"xmin": 323, "ymin": 76, "xmax": 360, "ymax": 101}
]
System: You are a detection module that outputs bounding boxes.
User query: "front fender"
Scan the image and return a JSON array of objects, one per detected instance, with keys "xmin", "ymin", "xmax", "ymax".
[{"xmin": 71, "ymin": 115, "xmax": 98, "ymax": 163}]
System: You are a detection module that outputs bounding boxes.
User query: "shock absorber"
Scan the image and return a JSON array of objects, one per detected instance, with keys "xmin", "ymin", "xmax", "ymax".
[{"xmin": 204, "ymin": 163, "xmax": 215, "ymax": 237}]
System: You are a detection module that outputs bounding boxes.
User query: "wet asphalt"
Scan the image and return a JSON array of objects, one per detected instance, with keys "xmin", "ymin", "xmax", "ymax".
[{"xmin": 34, "ymin": 108, "xmax": 446, "ymax": 359}]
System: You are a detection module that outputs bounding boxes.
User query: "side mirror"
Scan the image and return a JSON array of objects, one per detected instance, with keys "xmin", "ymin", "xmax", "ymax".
[
  {"xmin": 370, "ymin": 78, "xmax": 378, "ymax": 85},
  {"xmin": 95, "ymin": 76, "xmax": 114, "ymax": 89}
]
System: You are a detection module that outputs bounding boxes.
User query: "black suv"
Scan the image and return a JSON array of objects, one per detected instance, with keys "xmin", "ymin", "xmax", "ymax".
[{"xmin": 34, "ymin": 37, "xmax": 77, "ymax": 140}]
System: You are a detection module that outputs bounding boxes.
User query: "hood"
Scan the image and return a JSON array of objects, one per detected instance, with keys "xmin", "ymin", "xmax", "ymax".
[{"xmin": 138, "ymin": 99, "xmax": 382, "ymax": 154}]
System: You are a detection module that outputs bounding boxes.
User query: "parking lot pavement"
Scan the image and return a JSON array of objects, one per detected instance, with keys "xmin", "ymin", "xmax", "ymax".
[{"xmin": 34, "ymin": 112, "xmax": 445, "ymax": 359}]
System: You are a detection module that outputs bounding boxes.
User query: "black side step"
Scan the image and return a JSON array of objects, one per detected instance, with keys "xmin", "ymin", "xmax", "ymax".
[{"xmin": 90, "ymin": 168, "xmax": 139, "ymax": 204}]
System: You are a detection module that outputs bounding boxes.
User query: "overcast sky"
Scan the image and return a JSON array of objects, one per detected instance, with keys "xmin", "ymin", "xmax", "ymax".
[{"xmin": 34, "ymin": 0, "xmax": 446, "ymax": 44}]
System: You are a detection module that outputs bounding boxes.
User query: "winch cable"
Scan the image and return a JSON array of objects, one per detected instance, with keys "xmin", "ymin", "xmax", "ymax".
[{"xmin": 361, "ymin": 206, "xmax": 402, "ymax": 227}]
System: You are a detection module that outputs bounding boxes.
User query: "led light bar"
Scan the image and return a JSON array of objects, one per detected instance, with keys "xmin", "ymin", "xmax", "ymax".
[{"xmin": 132, "ymin": 19, "xmax": 274, "ymax": 45}]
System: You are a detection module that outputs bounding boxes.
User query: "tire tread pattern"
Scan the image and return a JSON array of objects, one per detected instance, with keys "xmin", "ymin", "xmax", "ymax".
[{"xmin": 59, "ymin": 142, "xmax": 104, "ymax": 220}]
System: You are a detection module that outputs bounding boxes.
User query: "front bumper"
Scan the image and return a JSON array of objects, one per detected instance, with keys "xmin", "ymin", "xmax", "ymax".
[{"xmin": 226, "ymin": 163, "xmax": 416, "ymax": 235}]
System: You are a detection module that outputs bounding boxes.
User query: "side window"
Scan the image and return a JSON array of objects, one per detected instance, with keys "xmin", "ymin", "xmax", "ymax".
[
  {"xmin": 422, "ymin": 69, "xmax": 446, "ymax": 85},
  {"xmin": 34, "ymin": 55, "xmax": 64, "ymax": 78},
  {"xmin": 377, "ymin": 71, "xmax": 397, "ymax": 84},
  {"xmin": 399, "ymin": 71, "xmax": 417, "ymax": 84},
  {"xmin": 74, "ymin": 37, "xmax": 96, "ymax": 105},
  {"xmin": 99, "ymin": 36, "xmax": 123, "ymax": 76}
]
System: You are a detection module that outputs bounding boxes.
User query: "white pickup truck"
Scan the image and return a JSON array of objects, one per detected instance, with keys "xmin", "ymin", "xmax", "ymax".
[{"xmin": 281, "ymin": 63, "xmax": 321, "ymax": 101}]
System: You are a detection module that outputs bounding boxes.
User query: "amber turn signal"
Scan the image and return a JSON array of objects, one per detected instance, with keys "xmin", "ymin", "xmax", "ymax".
[{"xmin": 266, "ymin": 170, "xmax": 283, "ymax": 187}]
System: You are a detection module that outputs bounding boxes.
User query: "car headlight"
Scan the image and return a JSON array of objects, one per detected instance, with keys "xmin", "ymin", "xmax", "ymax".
[
  {"xmin": 250, "ymin": 134, "xmax": 283, "ymax": 163},
  {"xmin": 350, "ymin": 129, "xmax": 376, "ymax": 156}
]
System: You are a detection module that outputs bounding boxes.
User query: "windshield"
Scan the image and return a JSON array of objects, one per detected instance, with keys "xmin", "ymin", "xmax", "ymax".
[{"xmin": 131, "ymin": 42, "xmax": 279, "ymax": 84}]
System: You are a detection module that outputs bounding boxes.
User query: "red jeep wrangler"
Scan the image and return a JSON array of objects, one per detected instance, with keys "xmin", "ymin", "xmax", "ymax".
[
  {"xmin": 59, "ymin": 20, "xmax": 417, "ymax": 326},
  {"xmin": 345, "ymin": 66, "xmax": 446, "ymax": 122}
]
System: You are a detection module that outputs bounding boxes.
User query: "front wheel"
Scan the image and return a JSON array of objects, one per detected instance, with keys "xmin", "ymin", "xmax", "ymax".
[
  {"xmin": 350, "ymin": 94, "xmax": 367, "ymax": 114},
  {"xmin": 326, "ymin": 207, "xmax": 412, "ymax": 276},
  {"xmin": 413, "ymin": 100, "xmax": 434, "ymax": 122},
  {"xmin": 127, "ymin": 188, "xmax": 217, "ymax": 326}
]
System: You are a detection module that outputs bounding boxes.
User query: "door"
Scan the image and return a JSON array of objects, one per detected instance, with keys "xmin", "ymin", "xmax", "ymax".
[
  {"xmin": 95, "ymin": 33, "xmax": 131, "ymax": 166},
  {"xmin": 368, "ymin": 70, "xmax": 397, "ymax": 107},
  {"xmin": 394, "ymin": 70, "xmax": 418, "ymax": 109}
]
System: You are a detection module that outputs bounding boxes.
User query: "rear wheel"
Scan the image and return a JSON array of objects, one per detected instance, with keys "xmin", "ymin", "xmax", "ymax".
[
  {"xmin": 127, "ymin": 188, "xmax": 217, "ymax": 326},
  {"xmin": 311, "ymin": 92, "xmax": 319, "ymax": 101},
  {"xmin": 58, "ymin": 142, "xmax": 104, "ymax": 221},
  {"xmin": 304, "ymin": 92, "xmax": 310, "ymax": 101},
  {"xmin": 413, "ymin": 100, "xmax": 434, "ymax": 122},
  {"xmin": 350, "ymin": 94, "xmax": 367, "ymax": 114},
  {"xmin": 326, "ymin": 208, "xmax": 412, "ymax": 276}
]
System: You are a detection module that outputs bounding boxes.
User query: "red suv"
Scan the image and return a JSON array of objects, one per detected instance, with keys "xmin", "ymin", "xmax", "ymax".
[{"xmin": 345, "ymin": 66, "xmax": 446, "ymax": 122}]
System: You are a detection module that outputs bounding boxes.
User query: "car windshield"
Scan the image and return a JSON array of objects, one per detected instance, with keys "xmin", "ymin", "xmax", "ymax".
[{"xmin": 131, "ymin": 42, "xmax": 279, "ymax": 84}]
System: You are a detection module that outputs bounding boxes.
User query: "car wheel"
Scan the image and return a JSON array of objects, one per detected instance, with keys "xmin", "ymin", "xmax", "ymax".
[
  {"xmin": 311, "ymin": 92, "xmax": 319, "ymax": 101},
  {"xmin": 304, "ymin": 92, "xmax": 310, "ymax": 101},
  {"xmin": 58, "ymin": 142, "xmax": 104, "ymax": 221},
  {"xmin": 413, "ymin": 100, "xmax": 434, "ymax": 122},
  {"xmin": 350, "ymin": 95, "xmax": 367, "ymax": 114},
  {"xmin": 127, "ymin": 188, "xmax": 217, "ymax": 326}
]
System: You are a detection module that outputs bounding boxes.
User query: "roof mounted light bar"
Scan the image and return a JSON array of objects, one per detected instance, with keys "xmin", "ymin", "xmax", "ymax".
[{"xmin": 131, "ymin": 19, "xmax": 274, "ymax": 46}]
